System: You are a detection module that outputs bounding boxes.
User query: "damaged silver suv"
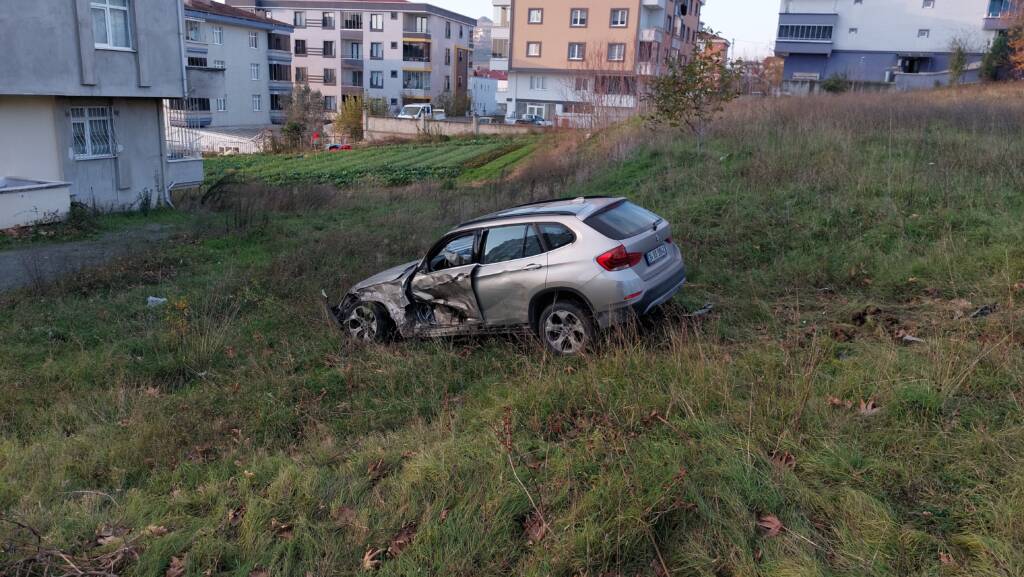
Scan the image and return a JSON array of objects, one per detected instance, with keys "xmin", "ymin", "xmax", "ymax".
[{"xmin": 328, "ymin": 197, "xmax": 686, "ymax": 355}]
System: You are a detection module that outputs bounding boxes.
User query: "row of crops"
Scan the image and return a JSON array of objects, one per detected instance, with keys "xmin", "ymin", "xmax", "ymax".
[{"xmin": 203, "ymin": 138, "xmax": 532, "ymax": 188}]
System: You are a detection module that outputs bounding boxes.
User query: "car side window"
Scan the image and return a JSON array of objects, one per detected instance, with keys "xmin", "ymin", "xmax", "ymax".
[
  {"xmin": 429, "ymin": 233, "xmax": 475, "ymax": 271},
  {"xmin": 482, "ymin": 224, "xmax": 543, "ymax": 264},
  {"xmin": 538, "ymin": 223, "xmax": 575, "ymax": 250}
]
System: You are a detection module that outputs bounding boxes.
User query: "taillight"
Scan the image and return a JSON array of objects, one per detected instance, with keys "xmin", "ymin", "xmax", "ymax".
[{"xmin": 596, "ymin": 245, "xmax": 642, "ymax": 271}]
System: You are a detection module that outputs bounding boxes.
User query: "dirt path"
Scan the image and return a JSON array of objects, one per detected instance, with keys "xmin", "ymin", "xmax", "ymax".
[{"xmin": 0, "ymin": 223, "xmax": 175, "ymax": 293}]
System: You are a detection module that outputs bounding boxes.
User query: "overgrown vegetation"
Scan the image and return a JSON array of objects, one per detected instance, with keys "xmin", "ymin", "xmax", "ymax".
[
  {"xmin": 2, "ymin": 85, "xmax": 1024, "ymax": 577},
  {"xmin": 203, "ymin": 137, "xmax": 535, "ymax": 188}
]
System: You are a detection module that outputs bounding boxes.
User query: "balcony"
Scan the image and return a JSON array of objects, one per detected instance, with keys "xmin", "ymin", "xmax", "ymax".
[
  {"xmin": 639, "ymin": 27, "xmax": 665, "ymax": 42},
  {"xmin": 641, "ymin": 0, "xmax": 667, "ymax": 9},
  {"xmin": 341, "ymin": 85, "xmax": 364, "ymax": 96},
  {"xmin": 340, "ymin": 28, "xmax": 363, "ymax": 39},
  {"xmin": 341, "ymin": 57, "xmax": 364, "ymax": 69},
  {"xmin": 270, "ymin": 110, "xmax": 286, "ymax": 125},
  {"xmin": 403, "ymin": 30, "xmax": 431, "ymax": 40},
  {"xmin": 269, "ymin": 80, "xmax": 293, "ymax": 92},
  {"xmin": 774, "ymin": 13, "xmax": 837, "ymax": 56}
]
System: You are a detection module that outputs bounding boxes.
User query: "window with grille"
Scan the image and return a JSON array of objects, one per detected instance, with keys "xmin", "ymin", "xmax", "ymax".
[
  {"xmin": 187, "ymin": 56, "xmax": 208, "ymax": 68},
  {"xmin": 92, "ymin": 0, "xmax": 132, "ymax": 49},
  {"xmin": 71, "ymin": 106, "xmax": 114, "ymax": 158}
]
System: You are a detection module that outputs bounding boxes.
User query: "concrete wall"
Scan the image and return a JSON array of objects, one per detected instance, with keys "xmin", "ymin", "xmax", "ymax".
[
  {"xmin": 0, "ymin": 184, "xmax": 71, "ymax": 230},
  {"xmin": 55, "ymin": 98, "xmax": 168, "ymax": 211},
  {"xmin": 0, "ymin": 0, "xmax": 185, "ymax": 98},
  {"xmin": 0, "ymin": 96, "xmax": 63, "ymax": 182},
  {"xmin": 364, "ymin": 115, "xmax": 535, "ymax": 141}
]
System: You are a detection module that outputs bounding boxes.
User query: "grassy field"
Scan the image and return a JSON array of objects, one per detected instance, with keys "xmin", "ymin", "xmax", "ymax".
[
  {"xmin": 2, "ymin": 85, "xmax": 1023, "ymax": 577},
  {"xmin": 204, "ymin": 137, "xmax": 534, "ymax": 188}
]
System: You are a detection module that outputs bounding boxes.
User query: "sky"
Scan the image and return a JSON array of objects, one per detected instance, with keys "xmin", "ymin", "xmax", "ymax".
[{"xmin": 431, "ymin": 0, "xmax": 779, "ymax": 60}]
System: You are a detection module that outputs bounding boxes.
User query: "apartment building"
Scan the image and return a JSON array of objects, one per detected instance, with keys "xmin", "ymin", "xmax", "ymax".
[
  {"xmin": 775, "ymin": 0, "xmax": 1009, "ymax": 91},
  {"xmin": 492, "ymin": 0, "xmax": 703, "ymax": 124},
  {"xmin": 181, "ymin": 0, "xmax": 294, "ymax": 129},
  {"xmin": 227, "ymin": 1, "xmax": 477, "ymax": 113},
  {"xmin": 0, "ymin": 0, "xmax": 202, "ymax": 221}
]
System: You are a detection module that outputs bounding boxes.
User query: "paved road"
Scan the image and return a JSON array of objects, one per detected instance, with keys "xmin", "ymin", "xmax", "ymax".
[{"xmin": 0, "ymin": 223, "xmax": 174, "ymax": 293}]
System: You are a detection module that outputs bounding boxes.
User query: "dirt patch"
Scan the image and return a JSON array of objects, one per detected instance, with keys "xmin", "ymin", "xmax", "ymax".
[{"xmin": 0, "ymin": 223, "xmax": 175, "ymax": 293}]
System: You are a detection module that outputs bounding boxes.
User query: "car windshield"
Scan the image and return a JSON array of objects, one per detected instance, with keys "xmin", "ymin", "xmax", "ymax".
[
  {"xmin": 584, "ymin": 201, "xmax": 661, "ymax": 240},
  {"xmin": 400, "ymin": 106, "xmax": 422, "ymax": 116}
]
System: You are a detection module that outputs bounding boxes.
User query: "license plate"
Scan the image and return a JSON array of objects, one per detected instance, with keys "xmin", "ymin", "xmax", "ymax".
[{"xmin": 645, "ymin": 244, "xmax": 668, "ymax": 265}]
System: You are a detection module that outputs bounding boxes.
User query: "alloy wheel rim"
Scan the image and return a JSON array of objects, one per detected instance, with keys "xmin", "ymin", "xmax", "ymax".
[
  {"xmin": 544, "ymin": 310, "xmax": 585, "ymax": 354},
  {"xmin": 346, "ymin": 305, "xmax": 378, "ymax": 341}
]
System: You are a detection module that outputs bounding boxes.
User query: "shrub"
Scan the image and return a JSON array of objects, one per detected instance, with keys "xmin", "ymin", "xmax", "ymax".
[{"xmin": 820, "ymin": 73, "xmax": 852, "ymax": 93}]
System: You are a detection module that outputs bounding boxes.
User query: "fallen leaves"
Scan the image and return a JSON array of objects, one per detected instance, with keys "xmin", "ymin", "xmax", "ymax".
[
  {"xmin": 270, "ymin": 518, "xmax": 293, "ymax": 540},
  {"xmin": 938, "ymin": 551, "xmax": 956, "ymax": 566},
  {"xmin": 387, "ymin": 523, "xmax": 417, "ymax": 557},
  {"xmin": 757, "ymin": 514, "xmax": 784, "ymax": 538},
  {"xmin": 858, "ymin": 399, "xmax": 881, "ymax": 416},
  {"xmin": 165, "ymin": 556, "xmax": 186, "ymax": 577},
  {"xmin": 227, "ymin": 506, "xmax": 245, "ymax": 527},
  {"xmin": 361, "ymin": 548, "xmax": 382, "ymax": 571},
  {"xmin": 438, "ymin": 508, "xmax": 450, "ymax": 523},
  {"xmin": 144, "ymin": 525, "xmax": 169, "ymax": 538},
  {"xmin": 770, "ymin": 451, "xmax": 796, "ymax": 470},
  {"xmin": 827, "ymin": 396, "xmax": 882, "ymax": 417},
  {"xmin": 249, "ymin": 568, "xmax": 269, "ymax": 577},
  {"xmin": 827, "ymin": 396, "xmax": 854, "ymax": 409},
  {"xmin": 523, "ymin": 510, "xmax": 548, "ymax": 545}
]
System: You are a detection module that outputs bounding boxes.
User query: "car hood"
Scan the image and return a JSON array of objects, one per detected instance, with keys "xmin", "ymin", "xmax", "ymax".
[{"xmin": 349, "ymin": 260, "xmax": 420, "ymax": 292}]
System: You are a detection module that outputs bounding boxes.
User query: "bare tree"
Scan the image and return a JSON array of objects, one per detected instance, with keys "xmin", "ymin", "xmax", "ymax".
[
  {"xmin": 561, "ymin": 42, "xmax": 641, "ymax": 130},
  {"xmin": 282, "ymin": 84, "xmax": 326, "ymax": 150}
]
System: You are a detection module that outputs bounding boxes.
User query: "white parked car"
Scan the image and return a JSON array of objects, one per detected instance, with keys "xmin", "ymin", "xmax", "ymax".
[{"xmin": 397, "ymin": 104, "xmax": 446, "ymax": 120}]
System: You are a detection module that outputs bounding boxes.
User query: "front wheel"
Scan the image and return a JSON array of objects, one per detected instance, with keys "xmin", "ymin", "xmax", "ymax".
[
  {"xmin": 538, "ymin": 301, "xmax": 594, "ymax": 355},
  {"xmin": 343, "ymin": 301, "xmax": 393, "ymax": 343}
]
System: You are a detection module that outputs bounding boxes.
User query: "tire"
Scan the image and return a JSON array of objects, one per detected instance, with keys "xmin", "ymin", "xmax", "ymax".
[
  {"xmin": 537, "ymin": 301, "xmax": 595, "ymax": 355},
  {"xmin": 342, "ymin": 301, "xmax": 393, "ymax": 343}
]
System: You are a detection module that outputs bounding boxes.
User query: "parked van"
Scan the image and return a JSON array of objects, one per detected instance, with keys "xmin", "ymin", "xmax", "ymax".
[{"xmin": 396, "ymin": 104, "xmax": 446, "ymax": 120}]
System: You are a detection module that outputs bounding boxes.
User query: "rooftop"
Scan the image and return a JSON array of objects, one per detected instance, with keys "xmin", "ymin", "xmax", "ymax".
[{"xmin": 185, "ymin": 0, "xmax": 293, "ymax": 28}]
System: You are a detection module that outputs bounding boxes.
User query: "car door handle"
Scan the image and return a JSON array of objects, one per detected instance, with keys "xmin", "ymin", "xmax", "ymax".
[{"xmin": 521, "ymin": 263, "xmax": 544, "ymax": 271}]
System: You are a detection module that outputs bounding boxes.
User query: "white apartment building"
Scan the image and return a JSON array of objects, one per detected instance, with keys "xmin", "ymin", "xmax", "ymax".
[
  {"xmin": 181, "ymin": 0, "xmax": 294, "ymax": 128},
  {"xmin": 227, "ymin": 1, "xmax": 476, "ymax": 114},
  {"xmin": 775, "ymin": 0, "xmax": 1013, "ymax": 90}
]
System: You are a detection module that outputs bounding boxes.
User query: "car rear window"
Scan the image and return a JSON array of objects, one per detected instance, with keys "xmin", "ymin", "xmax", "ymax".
[{"xmin": 584, "ymin": 201, "xmax": 661, "ymax": 240}]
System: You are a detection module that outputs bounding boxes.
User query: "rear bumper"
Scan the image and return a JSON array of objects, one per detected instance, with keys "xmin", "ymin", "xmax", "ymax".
[{"xmin": 594, "ymin": 259, "xmax": 686, "ymax": 329}]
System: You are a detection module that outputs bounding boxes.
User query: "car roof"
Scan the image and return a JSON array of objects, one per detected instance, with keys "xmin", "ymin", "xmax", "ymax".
[{"xmin": 454, "ymin": 196, "xmax": 623, "ymax": 229}]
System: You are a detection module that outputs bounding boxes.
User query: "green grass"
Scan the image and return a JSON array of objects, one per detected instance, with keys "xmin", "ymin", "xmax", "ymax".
[
  {"xmin": 0, "ymin": 207, "xmax": 189, "ymax": 251},
  {"xmin": 2, "ymin": 86, "xmax": 1024, "ymax": 577},
  {"xmin": 204, "ymin": 137, "xmax": 535, "ymax": 188}
]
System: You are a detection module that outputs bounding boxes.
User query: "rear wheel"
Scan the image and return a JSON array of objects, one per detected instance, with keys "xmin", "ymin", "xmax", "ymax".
[
  {"xmin": 344, "ymin": 301, "xmax": 393, "ymax": 343},
  {"xmin": 538, "ymin": 301, "xmax": 594, "ymax": 355}
]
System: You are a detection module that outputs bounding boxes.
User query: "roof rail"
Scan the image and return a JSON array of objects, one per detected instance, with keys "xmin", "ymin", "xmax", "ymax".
[
  {"xmin": 508, "ymin": 195, "xmax": 615, "ymax": 209},
  {"xmin": 457, "ymin": 209, "xmax": 581, "ymax": 228}
]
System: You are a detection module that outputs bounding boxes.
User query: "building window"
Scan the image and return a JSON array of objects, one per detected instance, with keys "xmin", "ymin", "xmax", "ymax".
[
  {"xmin": 349, "ymin": 42, "xmax": 362, "ymax": 59},
  {"xmin": 412, "ymin": 16, "xmax": 428, "ymax": 33},
  {"xmin": 460, "ymin": 25, "xmax": 464, "ymax": 38},
  {"xmin": 352, "ymin": 70, "xmax": 364, "ymax": 86},
  {"xmin": 390, "ymin": 70, "xmax": 398, "ymax": 78},
  {"xmin": 404, "ymin": 42, "xmax": 430, "ymax": 62},
  {"xmin": 445, "ymin": 48, "xmax": 451, "ymax": 64},
  {"xmin": 323, "ymin": 40, "xmax": 335, "ymax": 57},
  {"xmin": 249, "ymin": 31, "xmax": 259, "ymax": 49},
  {"xmin": 91, "ymin": 0, "xmax": 132, "ymax": 49},
  {"xmin": 918, "ymin": 28, "xmax": 930, "ymax": 37},
  {"xmin": 526, "ymin": 41, "xmax": 541, "ymax": 57},
  {"xmin": 528, "ymin": 8, "xmax": 543, "ymax": 23},
  {"xmin": 271, "ymin": 94, "xmax": 284, "ymax": 111},
  {"xmin": 494, "ymin": 5, "xmax": 509, "ymax": 26},
  {"xmin": 187, "ymin": 56, "xmax": 208, "ymax": 68},
  {"xmin": 922, "ymin": 0, "xmax": 935, "ymax": 6},
  {"xmin": 252, "ymin": 94, "xmax": 262, "ymax": 112},
  {"xmin": 343, "ymin": 12, "xmax": 362, "ymax": 30},
  {"xmin": 213, "ymin": 59, "xmax": 225, "ymax": 69},
  {"xmin": 70, "ymin": 106, "xmax": 113, "ymax": 158},
  {"xmin": 638, "ymin": 41, "xmax": 654, "ymax": 62},
  {"xmin": 295, "ymin": 39, "xmax": 307, "ymax": 55},
  {"xmin": 322, "ymin": 11, "xmax": 335, "ymax": 28},
  {"xmin": 457, "ymin": 75, "xmax": 463, "ymax": 88},
  {"xmin": 325, "ymin": 95, "xmax": 337, "ymax": 111},
  {"xmin": 776, "ymin": 25, "xmax": 834, "ymax": 41},
  {"xmin": 250, "ymin": 63, "xmax": 260, "ymax": 80},
  {"xmin": 295, "ymin": 67, "xmax": 307, "ymax": 82},
  {"xmin": 370, "ymin": 42, "xmax": 384, "ymax": 59},
  {"xmin": 403, "ymin": 70, "xmax": 430, "ymax": 90},
  {"xmin": 370, "ymin": 13, "xmax": 384, "ymax": 31},
  {"xmin": 294, "ymin": 11, "xmax": 306, "ymax": 27},
  {"xmin": 270, "ymin": 63, "xmax": 290, "ymax": 80},
  {"xmin": 570, "ymin": 8, "xmax": 588, "ymax": 27},
  {"xmin": 391, "ymin": 11, "xmax": 399, "ymax": 19},
  {"xmin": 445, "ymin": 75, "xmax": 451, "ymax": 90},
  {"xmin": 446, "ymin": 21, "xmax": 452, "ymax": 38},
  {"xmin": 849, "ymin": 27, "xmax": 858, "ymax": 34},
  {"xmin": 391, "ymin": 41, "xmax": 398, "ymax": 49},
  {"xmin": 391, "ymin": 98, "xmax": 398, "ymax": 106},
  {"xmin": 370, "ymin": 71, "xmax": 384, "ymax": 88},
  {"xmin": 574, "ymin": 77, "xmax": 588, "ymax": 91},
  {"xmin": 529, "ymin": 75, "xmax": 547, "ymax": 90},
  {"xmin": 607, "ymin": 43, "xmax": 625, "ymax": 61},
  {"xmin": 492, "ymin": 38, "xmax": 509, "ymax": 59},
  {"xmin": 526, "ymin": 103, "xmax": 545, "ymax": 118},
  {"xmin": 212, "ymin": 26, "xmax": 223, "ymax": 44},
  {"xmin": 610, "ymin": 8, "xmax": 628, "ymax": 27},
  {"xmin": 324, "ymin": 68, "xmax": 336, "ymax": 85},
  {"xmin": 216, "ymin": 97, "xmax": 227, "ymax": 112},
  {"xmin": 568, "ymin": 42, "xmax": 585, "ymax": 61},
  {"xmin": 186, "ymin": 20, "xmax": 203, "ymax": 42}
]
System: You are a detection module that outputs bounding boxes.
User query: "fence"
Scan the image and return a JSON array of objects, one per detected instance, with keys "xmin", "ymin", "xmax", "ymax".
[{"xmin": 363, "ymin": 112, "xmax": 538, "ymax": 142}]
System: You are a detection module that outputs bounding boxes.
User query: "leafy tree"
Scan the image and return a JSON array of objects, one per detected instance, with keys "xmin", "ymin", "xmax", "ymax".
[
  {"xmin": 433, "ymin": 91, "xmax": 472, "ymax": 116},
  {"xmin": 282, "ymin": 85, "xmax": 326, "ymax": 150},
  {"xmin": 645, "ymin": 42, "xmax": 739, "ymax": 152},
  {"xmin": 948, "ymin": 39, "xmax": 968, "ymax": 85},
  {"xmin": 1009, "ymin": 8, "xmax": 1024, "ymax": 77},
  {"xmin": 982, "ymin": 33, "xmax": 1011, "ymax": 81},
  {"xmin": 335, "ymin": 96, "xmax": 364, "ymax": 141}
]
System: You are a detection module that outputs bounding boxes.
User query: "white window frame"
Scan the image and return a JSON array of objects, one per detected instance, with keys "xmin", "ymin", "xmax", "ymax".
[
  {"xmin": 526, "ymin": 41, "xmax": 541, "ymax": 57},
  {"xmin": 186, "ymin": 20, "xmax": 203, "ymax": 43},
  {"xmin": 216, "ymin": 97, "xmax": 227, "ymax": 112},
  {"xmin": 213, "ymin": 59, "xmax": 226, "ymax": 69},
  {"xmin": 91, "ymin": 0, "xmax": 133, "ymax": 50},
  {"xmin": 610, "ymin": 8, "xmax": 629, "ymax": 28},
  {"xmin": 529, "ymin": 75, "xmax": 547, "ymax": 90},
  {"xmin": 570, "ymin": 8, "xmax": 588, "ymax": 27},
  {"xmin": 526, "ymin": 104, "xmax": 545, "ymax": 118},
  {"xmin": 252, "ymin": 94, "xmax": 262, "ymax": 112},
  {"xmin": 294, "ymin": 11, "xmax": 306, "ymax": 27},
  {"xmin": 212, "ymin": 26, "xmax": 224, "ymax": 45},
  {"xmin": 249, "ymin": 31, "xmax": 259, "ymax": 49},
  {"xmin": 370, "ymin": 70, "xmax": 384, "ymax": 88},
  {"xmin": 918, "ymin": 28, "xmax": 930, "ymax": 38},
  {"xmin": 324, "ymin": 95, "xmax": 337, "ymax": 111},
  {"xmin": 568, "ymin": 42, "xmax": 585, "ymax": 61},
  {"xmin": 370, "ymin": 13, "xmax": 384, "ymax": 31},
  {"xmin": 250, "ymin": 63, "xmax": 261, "ymax": 80},
  {"xmin": 608, "ymin": 43, "xmax": 625, "ymax": 61},
  {"xmin": 70, "ymin": 106, "xmax": 115, "ymax": 160},
  {"xmin": 528, "ymin": 8, "xmax": 543, "ymax": 24},
  {"xmin": 922, "ymin": 0, "xmax": 935, "ymax": 7}
]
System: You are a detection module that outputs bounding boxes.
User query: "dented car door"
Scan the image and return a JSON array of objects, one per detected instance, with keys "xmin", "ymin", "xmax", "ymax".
[
  {"xmin": 409, "ymin": 231, "xmax": 483, "ymax": 326},
  {"xmin": 474, "ymin": 224, "xmax": 548, "ymax": 326}
]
